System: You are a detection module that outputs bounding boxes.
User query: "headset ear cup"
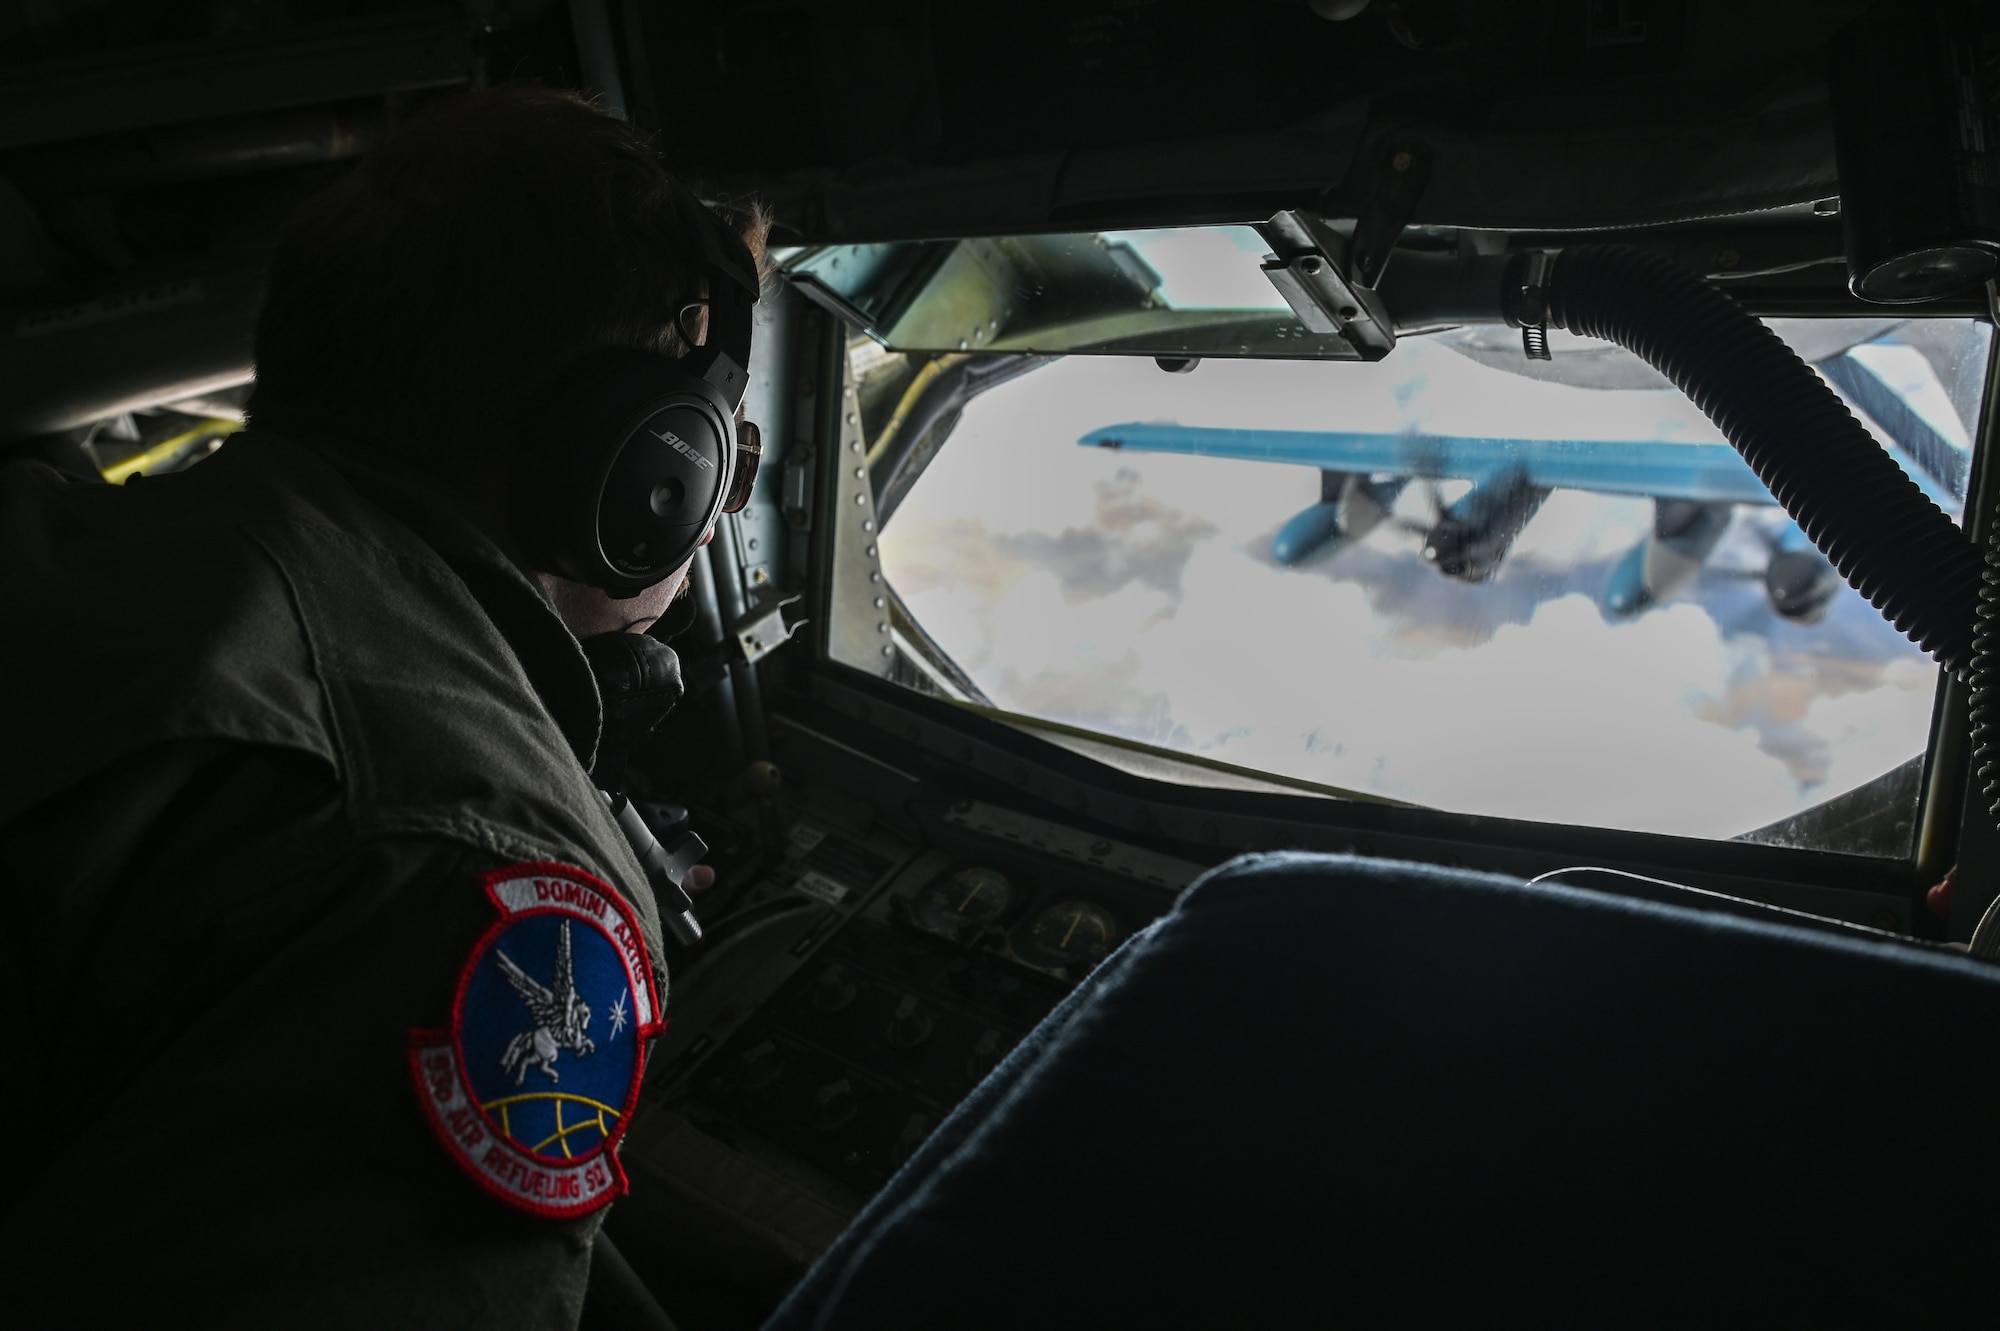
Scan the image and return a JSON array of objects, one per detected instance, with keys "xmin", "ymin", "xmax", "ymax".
[
  {"xmin": 510, "ymin": 348, "xmax": 735, "ymax": 594},
  {"xmin": 511, "ymin": 199, "xmax": 756, "ymax": 594},
  {"xmin": 595, "ymin": 395, "xmax": 730, "ymax": 586},
  {"xmin": 722, "ymin": 420, "xmax": 761, "ymax": 514}
]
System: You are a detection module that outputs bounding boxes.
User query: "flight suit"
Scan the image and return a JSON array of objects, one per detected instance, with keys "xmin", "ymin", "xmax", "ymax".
[{"xmin": 0, "ymin": 431, "xmax": 667, "ymax": 1327}]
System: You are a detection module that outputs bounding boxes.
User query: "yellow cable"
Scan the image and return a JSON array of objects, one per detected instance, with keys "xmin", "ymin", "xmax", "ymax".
[
  {"xmin": 866, "ymin": 353, "xmax": 969, "ymax": 468},
  {"xmin": 100, "ymin": 418, "xmax": 237, "ymax": 484}
]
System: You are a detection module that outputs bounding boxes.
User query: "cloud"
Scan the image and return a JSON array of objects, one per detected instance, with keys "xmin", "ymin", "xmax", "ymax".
[
  {"xmin": 1134, "ymin": 551, "xmax": 1811, "ymax": 834},
  {"xmin": 1240, "ymin": 488, "xmax": 1929, "ymax": 792},
  {"xmin": 993, "ymin": 648, "xmax": 1192, "ymax": 751},
  {"xmin": 1248, "ymin": 524, "xmax": 1635, "ymax": 654},
  {"xmin": 996, "ymin": 467, "xmax": 1216, "ymax": 606},
  {"xmin": 871, "ymin": 512, "xmax": 1022, "ymax": 605}
]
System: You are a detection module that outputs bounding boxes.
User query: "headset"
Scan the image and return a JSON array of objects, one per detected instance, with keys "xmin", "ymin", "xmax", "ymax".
[{"xmin": 509, "ymin": 195, "xmax": 763, "ymax": 596}]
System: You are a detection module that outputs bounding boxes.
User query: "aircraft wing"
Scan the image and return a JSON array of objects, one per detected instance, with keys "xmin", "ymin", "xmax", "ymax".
[
  {"xmin": 1079, "ymin": 424, "xmax": 1781, "ymax": 506},
  {"xmin": 1818, "ymin": 353, "xmax": 1965, "ymax": 510}
]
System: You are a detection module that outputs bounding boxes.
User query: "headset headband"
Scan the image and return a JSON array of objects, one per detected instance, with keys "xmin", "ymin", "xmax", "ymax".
[
  {"xmin": 507, "ymin": 187, "xmax": 762, "ymax": 596},
  {"xmin": 677, "ymin": 190, "xmax": 759, "ymax": 412}
]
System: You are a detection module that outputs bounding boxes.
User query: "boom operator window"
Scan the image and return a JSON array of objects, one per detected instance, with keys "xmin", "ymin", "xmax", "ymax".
[{"xmin": 788, "ymin": 227, "xmax": 1992, "ymax": 857}]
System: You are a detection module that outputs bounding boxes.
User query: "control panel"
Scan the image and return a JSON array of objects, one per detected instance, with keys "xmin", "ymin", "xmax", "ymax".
[{"xmin": 667, "ymin": 799, "xmax": 1204, "ymax": 1194}]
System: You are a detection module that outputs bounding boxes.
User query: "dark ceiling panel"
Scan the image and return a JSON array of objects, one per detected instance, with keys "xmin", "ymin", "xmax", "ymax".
[{"xmin": 0, "ymin": 11, "xmax": 471, "ymax": 151}]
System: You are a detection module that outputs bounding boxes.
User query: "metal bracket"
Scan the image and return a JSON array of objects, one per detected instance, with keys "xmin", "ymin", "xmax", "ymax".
[
  {"xmin": 781, "ymin": 443, "xmax": 815, "ymax": 530},
  {"xmin": 1348, "ymin": 139, "xmax": 1433, "ymax": 290},
  {"xmin": 1255, "ymin": 210, "xmax": 1396, "ymax": 359},
  {"xmin": 732, "ymin": 592, "xmax": 808, "ymax": 665},
  {"xmin": 605, "ymin": 790, "xmax": 704, "ymax": 946},
  {"xmin": 785, "ymin": 271, "xmax": 878, "ymax": 332}
]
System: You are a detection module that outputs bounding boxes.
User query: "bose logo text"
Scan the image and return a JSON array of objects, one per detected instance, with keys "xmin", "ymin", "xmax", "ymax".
[{"xmin": 650, "ymin": 428, "xmax": 714, "ymax": 470}]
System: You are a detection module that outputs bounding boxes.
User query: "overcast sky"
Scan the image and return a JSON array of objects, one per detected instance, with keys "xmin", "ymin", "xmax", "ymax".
[{"xmin": 879, "ymin": 327, "xmax": 1984, "ymax": 845}]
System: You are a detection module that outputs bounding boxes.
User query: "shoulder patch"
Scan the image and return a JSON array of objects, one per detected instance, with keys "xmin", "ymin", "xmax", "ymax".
[{"xmin": 409, "ymin": 862, "xmax": 664, "ymax": 1219}]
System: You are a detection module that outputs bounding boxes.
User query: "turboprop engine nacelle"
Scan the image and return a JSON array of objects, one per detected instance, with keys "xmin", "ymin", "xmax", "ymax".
[
  {"xmin": 1422, "ymin": 467, "xmax": 1550, "ymax": 584},
  {"xmin": 1604, "ymin": 500, "xmax": 1735, "ymax": 617},
  {"xmin": 1765, "ymin": 546, "xmax": 1842, "ymax": 623},
  {"xmin": 1271, "ymin": 473, "xmax": 1408, "ymax": 565}
]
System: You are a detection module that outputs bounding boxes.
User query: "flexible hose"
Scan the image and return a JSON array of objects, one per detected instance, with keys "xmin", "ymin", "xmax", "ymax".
[
  {"xmin": 1972, "ymin": 528, "xmax": 2000, "ymax": 828},
  {"xmin": 1973, "ymin": 281, "xmax": 2000, "ymax": 857},
  {"xmin": 1536, "ymin": 244, "xmax": 1982, "ymax": 670}
]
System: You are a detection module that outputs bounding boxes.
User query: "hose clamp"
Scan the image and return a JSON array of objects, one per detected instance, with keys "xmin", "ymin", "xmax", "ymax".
[{"xmin": 1508, "ymin": 250, "xmax": 1557, "ymax": 361}]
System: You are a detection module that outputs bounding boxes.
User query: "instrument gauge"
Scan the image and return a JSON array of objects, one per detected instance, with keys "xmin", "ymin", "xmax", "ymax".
[
  {"xmin": 1012, "ymin": 900, "xmax": 1120, "ymax": 973},
  {"xmin": 912, "ymin": 867, "xmax": 1015, "ymax": 938}
]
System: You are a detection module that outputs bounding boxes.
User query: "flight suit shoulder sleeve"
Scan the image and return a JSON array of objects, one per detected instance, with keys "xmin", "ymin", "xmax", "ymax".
[
  {"xmin": 402, "ymin": 852, "xmax": 666, "ymax": 1222},
  {"xmin": 0, "ymin": 468, "xmax": 337, "ymax": 825},
  {"xmin": 4, "ymin": 798, "xmax": 640, "ymax": 1325}
]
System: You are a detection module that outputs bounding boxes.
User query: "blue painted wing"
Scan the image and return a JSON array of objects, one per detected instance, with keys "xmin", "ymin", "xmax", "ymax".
[
  {"xmin": 1079, "ymin": 424, "xmax": 1782, "ymax": 506},
  {"xmin": 1818, "ymin": 355, "xmax": 1966, "ymax": 508}
]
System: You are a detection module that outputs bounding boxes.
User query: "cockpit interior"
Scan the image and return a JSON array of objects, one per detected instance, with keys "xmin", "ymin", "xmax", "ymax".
[{"xmin": 10, "ymin": 1, "xmax": 2000, "ymax": 1325}]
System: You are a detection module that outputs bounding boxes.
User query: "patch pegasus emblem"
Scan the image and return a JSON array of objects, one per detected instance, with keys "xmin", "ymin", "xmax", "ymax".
[
  {"xmin": 497, "ymin": 920, "xmax": 596, "ymax": 1085},
  {"xmin": 409, "ymin": 862, "xmax": 663, "ymax": 1219}
]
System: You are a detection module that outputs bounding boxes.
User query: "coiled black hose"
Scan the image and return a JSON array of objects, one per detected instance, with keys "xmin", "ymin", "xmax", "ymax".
[
  {"xmin": 1972, "ymin": 536, "xmax": 2000, "ymax": 822},
  {"xmin": 1532, "ymin": 244, "xmax": 1983, "ymax": 671}
]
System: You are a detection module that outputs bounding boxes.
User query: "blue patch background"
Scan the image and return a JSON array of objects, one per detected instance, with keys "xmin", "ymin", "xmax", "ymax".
[{"xmin": 460, "ymin": 911, "xmax": 640, "ymax": 1162}]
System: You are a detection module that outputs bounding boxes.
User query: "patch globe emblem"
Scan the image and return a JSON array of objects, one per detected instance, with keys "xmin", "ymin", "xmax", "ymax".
[{"xmin": 409, "ymin": 862, "xmax": 663, "ymax": 1219}]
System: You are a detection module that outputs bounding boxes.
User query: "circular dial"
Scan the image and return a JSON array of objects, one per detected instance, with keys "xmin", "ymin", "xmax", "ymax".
[
  {"xmin": 1013, "ymin": 900, "xmax": 1120, "ymax": 972},
  {"xmin": 912, "ymin": 867, "xmax": 1015, "ymax": 938}
]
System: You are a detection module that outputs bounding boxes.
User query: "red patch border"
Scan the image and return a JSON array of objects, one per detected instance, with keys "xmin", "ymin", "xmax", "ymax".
[{"xmin": 409, "ymin": 861, "xmax": 665, "ymax": 1220}]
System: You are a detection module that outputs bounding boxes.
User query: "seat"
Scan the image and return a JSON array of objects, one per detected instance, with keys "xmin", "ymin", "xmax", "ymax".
[{"xmin": 764, "ymin": 853, "xmax": 2000, "ymax": 1327}]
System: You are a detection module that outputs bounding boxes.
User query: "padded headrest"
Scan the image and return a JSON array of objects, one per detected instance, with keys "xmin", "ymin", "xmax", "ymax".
[{"xmin": 769, "ymin": 853, "xmax": 2000, "ymax": 1328}]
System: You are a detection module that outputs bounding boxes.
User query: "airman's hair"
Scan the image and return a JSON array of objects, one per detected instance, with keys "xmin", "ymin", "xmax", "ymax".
[{"xmin": 247, "ymin": 84, "xmax": 769, "ymax": 476}]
